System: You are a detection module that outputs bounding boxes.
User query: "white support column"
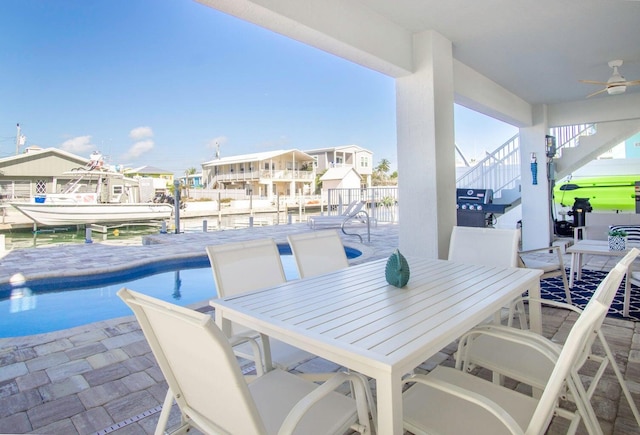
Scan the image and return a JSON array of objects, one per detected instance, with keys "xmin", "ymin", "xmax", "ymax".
[
  {"xmin": 519, "ymin": 104, "xmax": 553, "ymax": 250},
  {"xmin": 396, "ymin": 30, "xmax": 456, "ymax": 259}
]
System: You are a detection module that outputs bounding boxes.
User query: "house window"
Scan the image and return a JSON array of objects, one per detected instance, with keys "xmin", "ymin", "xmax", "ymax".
[
  {"xmin": 360, "ymin": 156, "xmax": 369, "ymax": 167},
  {"xmin": 112, "ymin": 186, "xmax": 123, "ymax": 195},
  {"xmin": 35, "ymin": 180, "xmax": 46, "ymax": 194},
  {"xmin": 264, "ymin": 163, "xmax": 269, "ymax": 170}
]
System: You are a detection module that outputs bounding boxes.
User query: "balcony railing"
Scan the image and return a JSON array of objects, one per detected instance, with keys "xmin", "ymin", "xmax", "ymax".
[{"xmin": 208, "ymin": 169, "xmax": 315, "ymax": 185}]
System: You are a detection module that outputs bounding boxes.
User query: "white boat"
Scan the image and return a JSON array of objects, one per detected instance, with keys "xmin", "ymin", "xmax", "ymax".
[
  {"xmin": 11, "ymin": 202, "xmax": 174, "ymax": 226},
  {"xmin": 11, "ymin": 152, "xmax": 174, "ymax": 226}
]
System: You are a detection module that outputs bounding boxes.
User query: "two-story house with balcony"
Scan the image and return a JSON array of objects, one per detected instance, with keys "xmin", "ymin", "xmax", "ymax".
[
  {"xmin": 201, "ymin": 149, "xmax": 316, "ymax": 200},
  {"xmin": 304, "ymin": 145, "xmax": 373, "ymax": 188}
]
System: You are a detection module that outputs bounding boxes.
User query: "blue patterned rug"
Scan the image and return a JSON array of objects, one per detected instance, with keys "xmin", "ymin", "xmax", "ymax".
[{"xmin": 540, "ymin": 269, "xmax": 640, "ymax": 321}]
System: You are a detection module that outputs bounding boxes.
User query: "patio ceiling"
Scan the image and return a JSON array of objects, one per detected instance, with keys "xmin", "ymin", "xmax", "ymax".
[{"xmin": 196, "ymin": 0, "xmax": 640, "ymax": 110}]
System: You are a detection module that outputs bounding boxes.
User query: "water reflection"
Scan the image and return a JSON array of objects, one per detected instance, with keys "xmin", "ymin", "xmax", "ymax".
[
  {"xmin": 10, "ymin": 287, "xmax": 36, "ymax": 313},
  {"xmin": 5, "ymin": 225, "xmax": 162, "ymax": 250},
  {"xmin": 8, "ymin": 273, "xmax": 37, "ymax": 313},
  {"xmin": 172, "ymin": 270, "xmax": 182, "ymax": 300}
]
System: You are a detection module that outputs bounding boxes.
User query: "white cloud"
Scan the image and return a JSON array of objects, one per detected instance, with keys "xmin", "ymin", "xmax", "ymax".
[
  {"xmin": 60, "ymin": 135, "xmax": 94, "ymax": 154},
  {"xmin": 129, "ymin": 126, "xmax": 154, "ymax": 140},
  {"xmin": 124, "ymin": 140, "xmax": 154, "ymax": 159}
]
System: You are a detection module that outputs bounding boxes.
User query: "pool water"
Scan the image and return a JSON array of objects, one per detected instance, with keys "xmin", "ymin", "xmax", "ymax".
[{"xmin": 0, "ymin": 256, "xmax": 301, "ymax": 338}]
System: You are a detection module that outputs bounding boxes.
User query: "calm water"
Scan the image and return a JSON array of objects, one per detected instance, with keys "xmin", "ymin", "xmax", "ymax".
[
  {"xmin": 0, "ymin": 256, "xmax": 301, "ymax": 338},
  {"xmin": 2, "ymin": 225, "xmax": 162, "ymax": 250}
]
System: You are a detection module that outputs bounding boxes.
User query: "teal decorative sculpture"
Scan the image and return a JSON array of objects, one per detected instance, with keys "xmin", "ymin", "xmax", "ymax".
[{"xmin": 385, "ymin": 249, "xmax": 410, "ymax": 288}]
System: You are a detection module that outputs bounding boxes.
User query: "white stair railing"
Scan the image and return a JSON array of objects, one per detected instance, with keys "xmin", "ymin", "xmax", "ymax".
[
  {"xmin": 455, "ymin": 134, "xmax": 520, "ymax": 199},
  {"xmin": 549, "ymin": 124, "xmax": 596, "ymax": 157},
  {"xmin": 456, "ymin": 124, "xmax": 596, "ymax": 201}
]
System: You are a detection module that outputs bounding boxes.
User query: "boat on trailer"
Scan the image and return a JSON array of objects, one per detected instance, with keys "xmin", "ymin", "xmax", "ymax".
[
  {"xmin": 554, "ymin": 175, "xmax": 639, "ymax": 212},
  {"xmin": 11, "ymin": 152, "xmax": 173, "ymax": 227}
]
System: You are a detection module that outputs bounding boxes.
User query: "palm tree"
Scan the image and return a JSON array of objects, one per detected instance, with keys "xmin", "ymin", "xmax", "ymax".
[
  {"xmin": 184, "ymin": 167, "xmax": 197, "ymax": 198},
  {"xmin": 375, "ymin": 158, "xmax": 391, "ymax": 175},
  {"xmin": 373, "ymin": 158, "xmax": 392, "ymax": 186}
]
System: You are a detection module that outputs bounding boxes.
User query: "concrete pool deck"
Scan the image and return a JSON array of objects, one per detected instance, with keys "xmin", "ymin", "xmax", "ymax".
[{"xmin": 0, "ymin": 223, "xmax": 639, "ymax": 434}]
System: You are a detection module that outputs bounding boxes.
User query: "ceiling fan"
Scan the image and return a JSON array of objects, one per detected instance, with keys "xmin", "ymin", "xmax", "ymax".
[{"xmin": 580, "ymin": 60, "xmax": 640, "ymax": 98}]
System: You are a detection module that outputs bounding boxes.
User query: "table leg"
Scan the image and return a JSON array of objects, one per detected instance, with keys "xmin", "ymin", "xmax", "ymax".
[
  {"xmin": 528, "ymin": 280, "xmax": 542, "ymax": 334},
  {"xmin": 260, "ymin": 334, "xmax": 274, "ymax": 372},
  {"xmin": 375, "ymin": 375, "xmax": 404, "ymax": 434},
  {"xmin": 215, "ymin": 311, "xmax": 231, "ymax": 335},
  {"xmin": 576, "ymin": 253, "xmax": 584, "ymax": 281},
  {"xmin": 569, "ymin": 253, "xmax": 577, "ymax": 288}
]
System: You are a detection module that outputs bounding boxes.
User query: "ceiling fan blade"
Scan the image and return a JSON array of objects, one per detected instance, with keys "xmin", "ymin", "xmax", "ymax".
[
  {"xmin": 621, "ymin": 79, "xmax": 640, "ymax": 86},
  {"xmin": 579, "ymin": 79, "xmax": 609, "ymax": 85},
  {"xmin": 586, "ymin": 88, "xmax": 608, "ymax": 98}
]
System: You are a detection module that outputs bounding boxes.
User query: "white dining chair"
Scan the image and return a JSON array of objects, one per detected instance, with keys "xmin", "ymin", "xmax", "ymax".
[
  {"xmin": 448, "ymin": 226, "xmax": 520, "ymax": 268},
  {"xmin": 118, "ymin": 288, "xmax": 373, "ymax": 435},
  {"xmin": 402, "ymin": 299, "xmax": 607, "ymax": 435},
  {"xmin": 519, "ymin": 245, "xmax": 572, "ymax": 304},
  {"xmin": 287, "ymin": 229, "xmax": 349, "ymax": 278},
  {"xmin": 206, "ymin": 239, "xmax": 315, "ymax": 372},
  {"xmin": 448, "ymin": 226, "xmax": 522, "ymax": 325},
  {"xmin": 455, "ymin": 248, "xmax": 640, "ymax": 432}
]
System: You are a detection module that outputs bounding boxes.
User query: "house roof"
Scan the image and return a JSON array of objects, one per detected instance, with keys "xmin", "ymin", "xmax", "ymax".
[
  {"xmin": 126, "ymin": 165, "xmax": 173, "ymax": 175},
  {"xmin": 320, "ymin": 167, "xmax": 362, "ymax": 181},
  {"xmin": 202, "ymin": 149, "xmax": 314, "ymax": 167},
  {"xmin": 305, "ymin": 145, "xmax": 372, "ymax": 155},
  {"xmin": 0, "ymin": 147, "xmax": 88, "ymax": 166}
]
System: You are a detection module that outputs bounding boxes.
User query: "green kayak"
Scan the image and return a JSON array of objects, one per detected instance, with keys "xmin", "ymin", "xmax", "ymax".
[{"xmin": 554, "ymin": 175, "xmax": 639, "ymax": 211}]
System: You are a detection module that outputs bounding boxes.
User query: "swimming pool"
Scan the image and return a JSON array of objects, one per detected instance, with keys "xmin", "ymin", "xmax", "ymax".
[{"xmin": 0, "ymin": 245, "xmax": 361, "ymax": 338}]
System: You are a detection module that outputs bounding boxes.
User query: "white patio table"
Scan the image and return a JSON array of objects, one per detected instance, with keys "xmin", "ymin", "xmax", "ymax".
[
  {"xmin": 567, "ymin": 239, "xmax": 635, "ymax": 317},
  {"xmin": 210, "ymin": 256, "xmax": 542, "ymax": 434}
]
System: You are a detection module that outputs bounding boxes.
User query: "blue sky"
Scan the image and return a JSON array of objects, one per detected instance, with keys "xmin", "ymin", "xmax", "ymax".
[{"xmin": 0, "ymin": 0, "xmax": 517, "ymax": 174}]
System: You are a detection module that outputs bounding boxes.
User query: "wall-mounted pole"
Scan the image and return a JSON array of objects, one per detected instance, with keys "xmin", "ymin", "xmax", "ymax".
[{"xmin": 173, "ymin": 180, "xmax": 180, "ymax": 234}]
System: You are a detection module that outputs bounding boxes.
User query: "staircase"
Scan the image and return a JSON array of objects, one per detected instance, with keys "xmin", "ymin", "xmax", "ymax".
[
  {"xmin": 554, "ymin": 119, "xmax": 640, "ymax": 178},
  {"xmin": 453, "ymin": 122, "xmax": 632, "ymax": 208},
  {"xmin": 455, "ymin": 133, "xmax": 521, "ymax": 206}
]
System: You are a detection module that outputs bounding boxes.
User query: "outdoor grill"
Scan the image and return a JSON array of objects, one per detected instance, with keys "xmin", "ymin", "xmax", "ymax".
[{"xmin": 456, "ymin": 188, "xmax": 509, "ymax": 227}]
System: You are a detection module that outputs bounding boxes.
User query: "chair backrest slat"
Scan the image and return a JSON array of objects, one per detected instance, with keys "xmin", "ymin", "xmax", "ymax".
[
  {"xmin": 287, "ymin": 230, "xmax": 349, "ymax": 278},
  {"xmin": 448, "ymin": 226, "xmax": 520, "ymax": 268},
  {"xmin": 206, "ymin": 238, "xmax": 286, "ymax": 297},
  {"xmin": 118, "ymin": 288, "xmax": 266, "ymax": 435}
]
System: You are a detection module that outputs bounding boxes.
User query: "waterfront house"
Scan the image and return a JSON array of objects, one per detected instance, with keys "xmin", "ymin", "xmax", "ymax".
[
  {"xmin": 320, "ymin": 167, "xmax": 362, "ymax": 193},
  {"xmin": 179, "ymin": 172, "xmax": 203, "ymax": 189},
  {"xmin": 305, "ymin": 145, "xmax": 373, "ymax": 188},
  {"xmin": 0, "ymin": 147, "xmax": 89, "ymax": 200},
  {"xmin": 125, "ymin": 165, "xmax": 175, "ymax": 198},
  {"xmin": 201, "ymin": 149, "xmax": 316, "ymax": 200},
  {"xmin": 125, "ymin": 165, "xmax": 174, "ymax": 185}
]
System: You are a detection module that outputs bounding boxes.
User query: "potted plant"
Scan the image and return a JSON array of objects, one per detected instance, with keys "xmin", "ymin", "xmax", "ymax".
[{"xmin": 608, "ymin": 228, "xmax": 627, "ymax": 251}]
